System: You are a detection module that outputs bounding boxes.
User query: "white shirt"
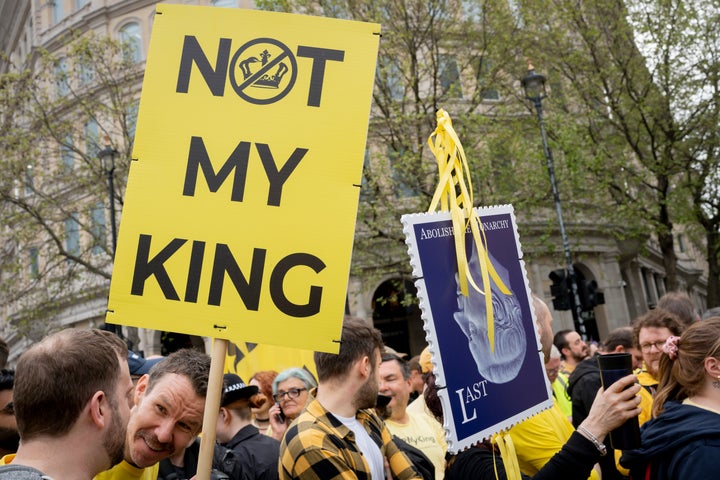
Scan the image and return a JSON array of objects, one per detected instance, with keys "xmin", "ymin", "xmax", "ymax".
[{"xmin": 336, "ymin": 413, "xmax": 385, "ymax": 479}]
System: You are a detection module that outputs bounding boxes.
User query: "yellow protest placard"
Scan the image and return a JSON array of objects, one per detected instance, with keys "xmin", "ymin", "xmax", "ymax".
[
  {"xmin": 107, "ymin": 4, "xmax": 380, "ymax": 353},
  {"xmin": 225, "ymin": 341, "xmax": 317, "ymax": 381}
]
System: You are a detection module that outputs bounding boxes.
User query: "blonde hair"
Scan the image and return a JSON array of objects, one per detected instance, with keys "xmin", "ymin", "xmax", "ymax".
[{"xmin": 654, "ymin": 318, "xmax": 720, "ymax": 417}]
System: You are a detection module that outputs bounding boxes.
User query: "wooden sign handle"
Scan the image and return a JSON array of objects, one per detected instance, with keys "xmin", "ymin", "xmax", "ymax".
[{"xmin": 196, "ymin": 338, "xmax": 227, "ymax": 480}]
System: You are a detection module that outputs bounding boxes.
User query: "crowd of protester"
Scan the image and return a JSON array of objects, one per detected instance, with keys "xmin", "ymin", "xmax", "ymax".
[{"xmin": 0, "ymin": 289, "xmax": 717, "ymax": 480}]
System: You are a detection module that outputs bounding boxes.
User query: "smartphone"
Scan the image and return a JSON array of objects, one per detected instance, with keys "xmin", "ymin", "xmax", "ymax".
[{"xmin": 275, "ymin": 402, "xmax": 286, "ymax": 423}]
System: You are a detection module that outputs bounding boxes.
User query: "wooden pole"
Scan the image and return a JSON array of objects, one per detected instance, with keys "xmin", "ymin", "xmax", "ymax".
[{"xmin": 196, "ymin": 338, "xmax": 227, "ymax": 480}]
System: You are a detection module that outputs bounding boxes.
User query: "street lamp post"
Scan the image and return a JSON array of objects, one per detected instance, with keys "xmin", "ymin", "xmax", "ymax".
[
  {"xmin": 521, "ymin": 61, "xmax": 586, "ymax": 339},
  {"xmin": 98, "ymin": 140, "xmax": 120, "ymax": 338},
  {"xmin": 98, "ymin": 141, "xmax": 118, "ymax": 256}
]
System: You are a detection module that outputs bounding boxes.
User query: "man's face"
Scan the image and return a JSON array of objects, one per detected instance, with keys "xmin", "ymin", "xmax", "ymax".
[
  {"xmin": 378, "ymin": 360, "xmax": 411, "ymax": 420},
  {"xmin": 545, "ymin": 357, "xmax": 561, "ymax": 384},
  {"xmin": 355, "ymin": 350, "xmax": 380, "ymax": 410},
  {"xmin": 534, "ymin": 298, "xmax": 554, "ymax": 362},
  {"xmin": 125, "ymin": 373, "xmax": 205, "ymax": 468},
  {"xmin": 0, "ymin": 388, "xmax": 18, "ymax": 454},
  {"xmin": 104, "ymin": 356, "xmax": 134, "ymax": 468},
  {"xmin": 639, "ymin": 326, "xmax": 672, "ymax": 378},
  {"xmin": 627, "ymin": 347, "xmax": 643, "ymax": 370},
  {"xmin": 408, "ymin": 369, "xmax": 424, "ymax": 394},
  {"xmin": 563, "ymin": 332, "xmax": 589, "ymax": 363}
]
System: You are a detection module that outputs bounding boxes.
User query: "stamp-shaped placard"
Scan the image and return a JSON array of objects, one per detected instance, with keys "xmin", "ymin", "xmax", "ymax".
[{"xmin": 402, "ymin": 204, "xmax": 552, "ymax": 453}]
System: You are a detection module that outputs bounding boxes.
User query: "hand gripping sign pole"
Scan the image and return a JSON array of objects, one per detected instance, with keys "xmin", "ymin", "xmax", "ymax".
[{"xmin": 426, "ymin": 109, "xmax": 521, "ymax": 480}]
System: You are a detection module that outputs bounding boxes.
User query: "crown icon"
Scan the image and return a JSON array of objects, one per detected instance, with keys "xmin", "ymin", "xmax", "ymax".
[{"xmin": 239, "ymin": 49, "xmax": 288, "ymax": 89}]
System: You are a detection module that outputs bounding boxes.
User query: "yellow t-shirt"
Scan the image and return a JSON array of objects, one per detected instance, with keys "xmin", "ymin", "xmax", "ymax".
[
  {"xmin": 509, "ymin": 400, "xmax": 599, "ymax": 480},
  {"xmin": 94, "ymin": 460, "xmax": 159, "ymax": 480},
  {"xmin": 0, "ymin": 454, "xmax": 14, "ymax": 465},
  {"xmin": 386, "ymin": 412, "xmax": 447, "ymax": 480}
]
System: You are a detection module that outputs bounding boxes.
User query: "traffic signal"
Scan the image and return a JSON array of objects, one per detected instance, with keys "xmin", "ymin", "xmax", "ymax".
[
  {"xmin": 579, "ymin": 279, "xmax": 605, "ymax": 311},
  {"xmin": 549, "ymin": 269, "xmax": 572, "ymax": 311}
]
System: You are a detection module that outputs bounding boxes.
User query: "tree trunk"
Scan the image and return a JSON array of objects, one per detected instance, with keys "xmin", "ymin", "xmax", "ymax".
[
  {"xmin": 658, "ymin": 195, "xmax": 678, "ymax": 291},
  {"xmin": 706, "ymin": 228, "xmax": 720, "ymax": 308}
]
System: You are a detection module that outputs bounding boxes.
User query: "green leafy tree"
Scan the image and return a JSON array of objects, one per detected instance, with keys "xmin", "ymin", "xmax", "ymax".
[
  {"xmin": 0, "ymin": 32, "xmax": 140, "ymax": 339},
  {"xmin": 524, "ymin": 0, "xmax": 720, "ymax": 300},
  {"xmin": 256, "ymin": 0, "xmax": 581, "ymax": 283}
]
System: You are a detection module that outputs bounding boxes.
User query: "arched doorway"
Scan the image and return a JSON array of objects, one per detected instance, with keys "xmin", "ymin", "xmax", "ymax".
[{"xmin": 372, "ymin": 278, "xmax": 426, "ymax": 357}]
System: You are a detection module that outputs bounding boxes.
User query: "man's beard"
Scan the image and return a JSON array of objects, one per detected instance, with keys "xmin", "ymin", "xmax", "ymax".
[
  {"xmin": 0, "ymin": 427, "xmax": 19, "ymax": 454},
  {"xmin": 103, "ymin": 402, "xmax": 127, "ymax": 468},
  {"xmin": 355, "ymin": 374, "xmax": 378, "ymax": 410},
  {"xmin": 572, "ymin": 350, "xmax": 588, "ymax": 362}
]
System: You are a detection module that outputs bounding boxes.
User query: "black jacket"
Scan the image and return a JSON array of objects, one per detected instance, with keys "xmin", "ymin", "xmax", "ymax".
[
  {"xmin": 224, "ymin": 424, "xmax": 280, "ymax": 480},
  {"xmin": 567, "ymin": 354, "xmax": 627, "ymax": 480},
  {"xmin": 567, "ymin": 354, "xmax": 601, "ymax": 427},
  {"xmin": 158, "ymin": 438, "xmax": 249, "ymax": 480}
]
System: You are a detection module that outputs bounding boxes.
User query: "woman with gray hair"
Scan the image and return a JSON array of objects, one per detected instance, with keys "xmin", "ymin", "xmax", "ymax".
[{"xmin": 268, "ymin": 367, "xmax": 317, "ymax": 441}]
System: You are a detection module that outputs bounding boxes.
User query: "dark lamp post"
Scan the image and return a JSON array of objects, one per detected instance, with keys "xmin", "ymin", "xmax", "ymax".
[
  {"xmin": 98, "ymin": 139, "xmax": 121, "ymax": 339},
  {"xmin": 521, "ymin": 64, "xmax": 548, "ymax": 102},
  {"xmin": 98, "ymin": 141, "xmax": 118, "ymax": 256},
  {"xmin": 521, "ymin": 61, "xmax": 587, "ymax": 339}
]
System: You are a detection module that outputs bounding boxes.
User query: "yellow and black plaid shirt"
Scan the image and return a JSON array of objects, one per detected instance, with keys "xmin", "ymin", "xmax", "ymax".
[{"xmin": 280, "ymin": 396, "xmax": 422, "ymax": 480}]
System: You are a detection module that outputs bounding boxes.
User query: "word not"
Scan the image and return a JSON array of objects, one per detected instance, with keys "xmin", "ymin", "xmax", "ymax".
[
  {"xmin": 176, "ymin": 35, "xmax": 344, "ymax": 107},
  {"xmin": 455, "ymin": 380, "xmax": 489, "ymax": 424},
  {"xmin": 130, "ymin": 234, "xmax": 325, "ymax": 317},
  {"xmin": 183, "ymin": 136, "xmax": 308, "ymax": 207}
]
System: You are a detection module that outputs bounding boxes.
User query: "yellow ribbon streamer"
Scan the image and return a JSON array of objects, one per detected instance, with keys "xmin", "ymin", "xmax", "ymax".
[
  {"xmin": 492, "ymin": 432, "xmax": 522, "ymax": 480},
  {"xmin": 427, "ymin": 109, "xmax": 511, "ymax": 352}
]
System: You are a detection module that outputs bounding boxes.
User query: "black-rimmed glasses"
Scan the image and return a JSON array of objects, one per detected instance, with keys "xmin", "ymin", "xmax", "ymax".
[{"xmin": 273, "ymin": 387, "xmax": 307, "ymax": 402}]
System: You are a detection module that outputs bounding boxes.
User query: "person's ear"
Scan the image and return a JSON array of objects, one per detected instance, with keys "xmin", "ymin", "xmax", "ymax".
[
  {"xmin": 358, "ymin": 355, "xmax": 371, "ymax": 379},
  {"xmin": 134, "ymin": 373, "xmax": 149, "ymax": 406},
  {"xmin": 89, "ymin": 390, "xmax": 107, "ymax": 429},
  {"xmin": 219, "ymin": 407, "xmax": 231, "ymax": 424},
  {"xmin": 705, "ymin": 356, "xmax": 720, "ymax": 378}
]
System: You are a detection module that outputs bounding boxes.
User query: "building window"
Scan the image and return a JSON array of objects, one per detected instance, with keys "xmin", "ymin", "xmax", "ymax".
[
  {"xmin": 461, "ymin": 0, "xmax": 483, "ymax": 22},
  {"xmin": 90, "ymin": 203, "xmax": 106, "ymax": 255},
  {"xmin": 28, "ymin": 247, "xmax": 39, "ymax": 279},
  {"xmin": 126, "ymin": 102, "xmax": 139, "ymax": 145},
  {"xmin": 360, "ymin": 149, "xmax": 373, "ymax": 201},
  {"xmin": 439, "ymin": 54, "xmax": 462, "ymax": 98},
  {"xmin": 24, "ymin": 164, "xmax": 34, "ymax": 196},
  {"xmin": 677, "ymin": 234, "xmax": 686, "ymax": 253},
  {"xmin": 212, "ymin": 0, "xmax": 238, "ymax": 6},
  {"xmin": 61, "ymin": 135, "xmax": 74, "ymax": 172},
  {"xmin": 388, "ymin": 146, "xmax": 417, "ymax": 198},
  {"xmin": 56, "ymin": 57, "xmax": 69, "ymax": 97},
  {"xmin": 119, "ymin": 22, "xmax": 143, "ymax": 63},
  {"xmin": 79, "ymin": 62, "xmax": 94, "ymax": 85},
  {"xmin": 65, "ymin": 214, "xmax": 80, "ymax": 256},
  {"xmin": 472, "ymin": 57, "xmax": 500, "ymax": 101},
  {"xmin": 52, "ymin": 0, "xmax": 64, "ymax": 24},
  {"xmin": 84, "ymin": 119, "xmax": 99, "ymax": 156},
  {"xmin": 507, "ymin": 0, "xmax": 524, "ymax": 27},
  {"xmin": 379, "ymin": 61, "xmax": 405, "ymax": 102}
]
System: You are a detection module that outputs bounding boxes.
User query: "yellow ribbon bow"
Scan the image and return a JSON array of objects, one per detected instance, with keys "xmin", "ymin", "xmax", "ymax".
[{"xmin": 427, "ymin": 109, "xmax": 511, "ymax": 352}]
